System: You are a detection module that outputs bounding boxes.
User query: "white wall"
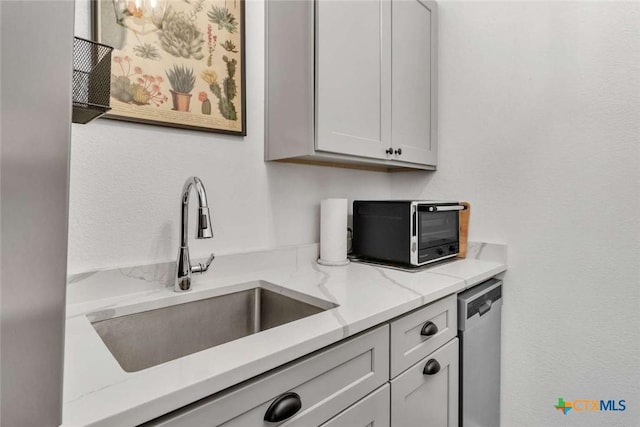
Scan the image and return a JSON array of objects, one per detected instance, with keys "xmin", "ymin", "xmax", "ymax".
[
  {"xmin": 72, "ymin": 1, "xmax": 639, "ymax": 425},
  {"xmin": 392, "ymin": 1, "xmax": 640, "ymax": 426},
  {"xmin": 70, "ymin": 0, "xmax": 392, "ymax": 273}
]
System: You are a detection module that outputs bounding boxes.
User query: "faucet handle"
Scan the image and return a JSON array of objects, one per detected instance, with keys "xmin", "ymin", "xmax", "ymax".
[{"xmin": 192, "ymin": 253, "xmax": 215, "ymax": 274}]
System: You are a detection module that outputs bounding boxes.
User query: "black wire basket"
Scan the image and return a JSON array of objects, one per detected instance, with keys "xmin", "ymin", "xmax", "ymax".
[{"xmin": 72, "ymin": 37, "xmax": 113, "ymax": 124}]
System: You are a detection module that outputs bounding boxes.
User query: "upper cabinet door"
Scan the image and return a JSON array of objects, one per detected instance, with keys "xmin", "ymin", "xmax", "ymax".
[
  {"xmin": 392, "ymin": 0, "xmax": 437, "ymax": 165},
  {"xmin": 315, "ymin": 0, "xmax": 392, "ymax": 160}
]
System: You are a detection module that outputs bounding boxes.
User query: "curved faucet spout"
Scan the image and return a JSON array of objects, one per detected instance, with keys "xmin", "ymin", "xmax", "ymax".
[
  {"xmin": 176, "ymin": 176, "xmax": 214, "ymax": 292},
  {"xmin": 180, "ymin": 176, "xmax": 213, "ymax": 246},
  {"xmin": 181, "ymin": 176, "xmax": 209, "ymax": 209}
]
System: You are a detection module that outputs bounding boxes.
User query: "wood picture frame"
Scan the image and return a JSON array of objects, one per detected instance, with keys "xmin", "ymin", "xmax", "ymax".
[{"xmin": 93, "ymin": 0, "xmax": 246, "ymax": 135}]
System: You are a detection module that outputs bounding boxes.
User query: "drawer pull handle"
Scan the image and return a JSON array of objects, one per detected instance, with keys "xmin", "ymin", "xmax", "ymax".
[
  {"xmin": 264, "ymin": 392, "xmax": 302, "ymax": 422},
  {"xmin": 423, "ymin": 359, "xmax": 441, "ymax": 375},
  {"xmin": 420, "ymin": 321, "xmax": 438, "ymax": 337}
]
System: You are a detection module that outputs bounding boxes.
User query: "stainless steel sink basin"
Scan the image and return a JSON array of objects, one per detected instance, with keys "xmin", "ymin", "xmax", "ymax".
[{"xmin": 90, "ymin": 284, "xmax": 336, "ymax": 372}]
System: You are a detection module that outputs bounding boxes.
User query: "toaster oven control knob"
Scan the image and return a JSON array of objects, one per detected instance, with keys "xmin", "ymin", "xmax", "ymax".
[
  {"xmin": 437, "ymin": 248, "xmax": 444, "ymax": 255},
  {"xmin": 449, "ymin": 245, "xmax": 456, "ymax": 253}
]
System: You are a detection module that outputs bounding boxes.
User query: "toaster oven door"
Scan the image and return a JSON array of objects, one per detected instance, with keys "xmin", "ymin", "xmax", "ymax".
[{"xmin": 414, "ymin": 204, "xmax": 460, "ymax": 264}]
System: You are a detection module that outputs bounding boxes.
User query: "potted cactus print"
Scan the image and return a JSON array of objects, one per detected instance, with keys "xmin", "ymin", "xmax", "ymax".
[
  {"xmin": 166, "ymin": 64, "xmax": 195, "ymax": 112},
  {"xmin": 95, "ymin": 0, "xmax": 245, "ymax": 134}
]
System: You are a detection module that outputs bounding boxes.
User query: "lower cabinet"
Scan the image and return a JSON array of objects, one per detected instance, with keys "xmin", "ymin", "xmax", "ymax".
[
  {"xmin": 389, "ymin": 294, "xmax": 457, "ymax": 377},
  {"xmin": 320, "ymin": 385, "xmax": 390, "ymax": 427},
  {"xmin": 144, "ymin": 294, "xmax": 464, "ymax": 427},
  {"xmin": 391, "ymin": 338, "xmax": 459, "ymax": 427},
  {"xmin": 144, "ymin": 325, "xmax": 389, "ymax": 426}
]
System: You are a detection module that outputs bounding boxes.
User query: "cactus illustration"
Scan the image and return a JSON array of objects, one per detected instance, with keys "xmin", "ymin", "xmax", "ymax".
[
  {"xmin": 221, "ymin": 40, "xmax": 238, "ymax": 53},
  {"xmin": 159, "ymin": 8, "xmax": 205, "ymax": 60},
  {"xmin": 166, "ymin": 64, "xmax": 195, "ymax": 94},
  {"xmin": 199, "ymin": 92, "xmax": 211, "ymax": 115},
  {"xmin": 202, "ymin": 99, "xmax": 212, "ymax": 115},
  {"xmin": 207, "ymin": 6, "xmax": 238, "ymax": 34},
  {"xmin": 207, "ymin": 55, "xmax": 238, "ymax": 120},
  {"xmin": 110, "ymin": 57, "xmax": 167, "ymax": 106},
  {"xmin": 206, "ymin": 25, "xmax": 217, "ymax": 67},
  {"xmin": 133, "ymin": 43, "xmax": 161, "ymax": 60},
  {"xmin": 166, "ymin": 65, "xmax": 195, "ymax": 112}
]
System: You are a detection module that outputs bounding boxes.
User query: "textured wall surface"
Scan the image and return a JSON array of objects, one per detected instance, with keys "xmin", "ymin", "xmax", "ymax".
[
  {"xmin": 70, "ymin": 0, "xmax": 391, "ymax": 273},
  {"xmin": 392, "ymin": 1, "xmax": 640, "ymax": 426}
]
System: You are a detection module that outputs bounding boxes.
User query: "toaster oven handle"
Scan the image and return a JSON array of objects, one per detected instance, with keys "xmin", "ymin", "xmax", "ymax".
[{"xmin": 425, "ymin": 205, "xmax": 466, "ymax": 212}]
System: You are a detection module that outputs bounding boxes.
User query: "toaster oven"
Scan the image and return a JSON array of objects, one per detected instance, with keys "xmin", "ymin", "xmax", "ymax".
[{"xmin": 352, "ymin": 200, "xmax": 465, "ymax": 266}]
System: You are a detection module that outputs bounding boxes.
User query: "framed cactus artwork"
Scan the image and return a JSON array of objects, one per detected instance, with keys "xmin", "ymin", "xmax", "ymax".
[{"xmin": 93, "ymin": 0, "xmax": 246, "ymax": 135}]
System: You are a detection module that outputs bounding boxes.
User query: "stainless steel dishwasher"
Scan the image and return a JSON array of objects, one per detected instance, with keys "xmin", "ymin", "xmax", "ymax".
[{"xmin": 458, "ymin": 278, "xmax": 503, "ymax": 427}]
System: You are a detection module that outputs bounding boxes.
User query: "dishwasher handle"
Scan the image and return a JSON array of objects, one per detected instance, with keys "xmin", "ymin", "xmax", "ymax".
[
  {"xmin": 458, "ymin": 279, "xmax": 503, "ymax": 331},
  {"xmin": 478, "ymin": 300, "xmax": 492, "ymax": 316}
]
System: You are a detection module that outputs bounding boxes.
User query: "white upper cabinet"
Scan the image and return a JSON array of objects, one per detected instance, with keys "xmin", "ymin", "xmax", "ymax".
[
  {"xmin": 392, "ymin": 0, "xmax": 437, "ymax": 166},
  {"xmin": 266, "ymin": 0, "xmax": 438, "ymax": 171},
  {"xmin": 315, "ymin": 0, "xmax": 392, "ymax": 160}
]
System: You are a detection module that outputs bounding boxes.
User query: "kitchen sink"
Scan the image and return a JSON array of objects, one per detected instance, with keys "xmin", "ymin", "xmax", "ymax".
[{"xmin": 90, "ymin": 283, "xmax": 336, "ymax": 372}]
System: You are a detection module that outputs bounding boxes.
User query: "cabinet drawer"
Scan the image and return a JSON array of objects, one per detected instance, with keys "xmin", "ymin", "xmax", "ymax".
[
  {"xmin": 145, "ymin": 325, "xmax": 389, "ymax": 427},
  {"xmin": 390, "ymin": 294, "xmax": 456, "ymax": 377},
  {"xmin": 391, "ymin": 338, "xmax": 459, "ymax": 427},
  {"xmin": 320, "ymin": 384, "xmax": 390, "ymax": 427}
]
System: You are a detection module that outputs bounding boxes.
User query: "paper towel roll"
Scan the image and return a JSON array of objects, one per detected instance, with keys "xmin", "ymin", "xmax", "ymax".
[{"xmin": 318, "ymin": 198, "xmax": 350, "ymax": 266}]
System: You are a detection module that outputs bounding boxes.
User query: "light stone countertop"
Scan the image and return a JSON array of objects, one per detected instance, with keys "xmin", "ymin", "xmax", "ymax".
[{"xmin": 62, "ymin": 242, "xmax": 506, "ymax": 426}]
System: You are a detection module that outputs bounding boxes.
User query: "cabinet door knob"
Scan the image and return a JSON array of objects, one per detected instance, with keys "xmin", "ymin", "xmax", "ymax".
[
  {"xmin": 394, "ymin": 148, "xmax": 402, "ymax": 155},
  {"xmin": 264, "ymin": 392, "xmax": 302, "ymax": 422},
  {"xmin": 385, "ymin": 147, "xmax": 394, "ymax": 155},
  {"xmin": 423, "ymin": 359, "xmax": 441, "ymax": 375},
  {"xmin": 420, "ymin": 321, "xmax": 438, "ymax": 337}
]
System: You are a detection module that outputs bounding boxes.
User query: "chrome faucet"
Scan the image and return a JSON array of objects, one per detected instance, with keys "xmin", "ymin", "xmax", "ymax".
[{"xmin": 175, "ymin": 176, "xmax": 215, "ymax": 292}]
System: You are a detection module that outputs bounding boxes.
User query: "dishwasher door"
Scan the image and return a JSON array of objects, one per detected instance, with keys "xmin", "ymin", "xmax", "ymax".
[{"xmin": 458, "ymin": 279, "xmax": 502, "ymax": 427}]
